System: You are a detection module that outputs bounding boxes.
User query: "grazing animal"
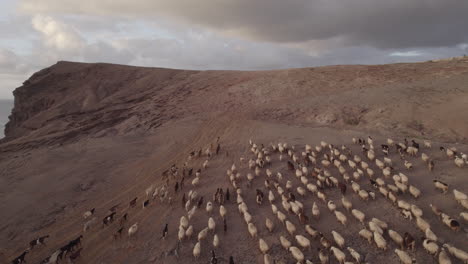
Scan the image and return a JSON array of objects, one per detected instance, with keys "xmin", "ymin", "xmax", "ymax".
[
  {"xmin": 422, "ymin": 238, "xmax": 439, "ymax": 256},
  {"xmin": 129, "ymin": 197, "xmax": 138, "ymax": 208},
  {"xmin": 162, "ymin": 223, "xmax": 169, "ymax": 239},
  {"xmin": 373, "ymin": 231, "xmax": 387, "ymax": 250},
  {"xmin": 11, "ymin": 249, "xmax": 29, "ymax": 264},
  {"xmin": 83, "ymin": 208, "xmax": 95, "ymax": 219},
  {"xmin": 433, "ymin": 180, "xmax": 449, "ymax": 193},
  {"xmin": 404, "ymin": 232, "xmax": 415, "ymax": 251},
  {"xmin": 193, "ymin": 241, "xmax": 201, "ymax": 259},
  {"xmin": 289, "ymin": 247, "xmax": 305, "ymax": 263},
  {"xmin": 443, "ymin": 243, "xmax": 468, "ymax": 262},
  {"xmin": 331, "ymin": 246, "xmax": 346, "ymax": 264},
  {"xmin": 259, "ymin": 238, "xmax": 269, "ymax": 254},
  {"xmin": 128, "ymin": 223, "xmax": 138, "ymax": 236},
  {"xmin": 394, "ymin": 249, "xmax": 415, "ymax": 264}
]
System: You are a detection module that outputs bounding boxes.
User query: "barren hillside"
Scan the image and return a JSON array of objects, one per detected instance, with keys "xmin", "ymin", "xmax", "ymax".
[{"xmin": 1, "ymin": 58, "xmax": 468, "ymax": 264}]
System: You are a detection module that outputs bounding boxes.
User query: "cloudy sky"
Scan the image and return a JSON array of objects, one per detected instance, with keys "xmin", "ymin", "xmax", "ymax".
[{"xmin": 1, "ymin": 0, "xmax": 468, "ymax": 99}]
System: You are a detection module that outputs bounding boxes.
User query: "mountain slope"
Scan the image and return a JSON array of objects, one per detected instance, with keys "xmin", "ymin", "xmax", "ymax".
[{"xmin": 1, "ymin": 58, "xmax": 468, "ymax": 264}]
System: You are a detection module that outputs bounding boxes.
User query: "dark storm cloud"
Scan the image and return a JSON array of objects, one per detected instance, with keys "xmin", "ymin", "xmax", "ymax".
[{"xmin": 20, "ymin": 0, "xmax": 468, "ymax": 49}]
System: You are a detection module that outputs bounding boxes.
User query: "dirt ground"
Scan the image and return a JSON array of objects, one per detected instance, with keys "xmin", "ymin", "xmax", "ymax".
[{"xmin": 1, "ymin": 58, "xmax": 468, "ymax": 263}]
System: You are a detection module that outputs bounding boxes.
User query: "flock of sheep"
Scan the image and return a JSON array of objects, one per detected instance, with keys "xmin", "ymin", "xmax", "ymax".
[
  {"xmin": 174, "ymin": 136, "xmax": 467, "ymax": 263},
  {"xmin": 9, "ymin": 135, "xmax": 468, "ymax": 263}
]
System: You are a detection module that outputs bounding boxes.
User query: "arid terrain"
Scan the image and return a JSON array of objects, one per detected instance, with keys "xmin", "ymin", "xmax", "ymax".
[{"xmin": 1, "ymin": 58, "xmax": 468, "ymax": 264}]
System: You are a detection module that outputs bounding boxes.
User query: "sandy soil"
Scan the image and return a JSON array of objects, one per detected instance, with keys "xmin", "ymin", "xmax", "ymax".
[{"xmin": 1, "ymin": 58, "xmax": 468, "ymax": 263}]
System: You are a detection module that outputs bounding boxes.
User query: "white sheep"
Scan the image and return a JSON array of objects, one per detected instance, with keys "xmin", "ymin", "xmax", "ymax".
[
  {"xmin": 331, "ymin": 246, "xmax": 346, "ymax": 264},
  {"xmin": 244, "ymin": 211, "xmax": 252, "ymax": 224},
  {"xmin": 178, "ymin": 226, "xmax": 185, "ymax": 241},
  {"xmin": 295, "ymin": 235, "xmax": 311, "ymax": 250},
  {"xmin": 461, "ymin": 199, "xmax": 468, "ymax": 210},
  {"xmin": 361, "ymin": 161, "xmax": 369, "ymax": 170},
  {"xmin": 398, "ymin": 173, "xmax": 409, "ymax": 184},
  {"xmin": 263, "ymin": 254, "xmax": 273, "ymax": 264},
  {"xmin": 410, "ymin": 204, "xmax": 423, "ymax": 218},
  {"xmin": 404, "ymin": 160, "xmax": 413, "ymax": 170},
  {"xmin": 382, "ymin": 167, "xmax": 391, "ymax": 178},
  {"xmin": 265, "ymin": 218, "xmax": 274, "ymax": 232},
  {"xmin": 185, "ymin": 225, "xmax": 193, "ymax": 239},
  {"xmin": 286, "ymin": 220, "xmax": 296, "ymax": 235},
  {"xmin": 388, "ymin": 184, "xmax": 399, "ymax": 193},
  {"xmin": 423, "ymin": 239, "xmax": 439, "ymax": 256},
  {"xmin": 423, "ymin": 140, "xmax": 431, "ymax": 148},
  {"xmin": 297, "ymin": 186, "xmax": 306, "ymax": 196},
  {"xmin": 460, "ymin": 212, "xmax": 468, "ymax": 222},
  {"xmin": 409, "ymin": 185, "xmax": 421, "ymax": 199},
  {"xmin": 259, "ymin": 238, "xmax": 269, "ymax": 254},
  {"xmin": 208, "ymin": 217, "xmax": 216, "ymax": 232},
  {"xmin": 305, "ymin": 225, "xmax": 319, "ymax": 238},
  {"xmin": 248, "ymin": 222, "xmax": 257, "ymax": 238},
  {"xmin": 300, "ymin": 176, "xmax": 308, "ymax": 185},
  {"xmin": 394, "ymin": 249, "xmax": 414, "ymax": 264},
  {"xmin": 289, "ymin": 246, "xmax": 305, "ymax": 263},
  {"xmin": 206, "ymin": 201, "xmax": 213, "ymax": 214},
  {"xmin": 341, "ymin": 196, "xmax": 352, "ymax": 211},
  {"xmin": 397, "ymin": 200, "xmax": 411, "ymax": 210},
  {"xmin": 375, "ymin": 159, "xmax": 385, "ymax": 169},
  {"xmin": 180, "ymin": 216, "xmax": 189, "ymax": 229},
  {"xmin": 379, "ymin": 186, "xmax": 389, "ymax": 197},
  {"xmin": 425, "ymin": 228, "xmax": 437, "ymax": 242},
  {"xmin": 416, "ymin": 217, "xmax": 430, "ymax": 232},
  {"xmin": 384, "ymin": 192, "xmax": 395, "ymax": 205},
  {"xmin": 388, "ymin": 229, "xmax": 404, "ymax": 248},
  {"xmin": 271, "ymin": 204, "xmax": 278, "ymax": 215},
  {"xmin": 438, "ymin": 249, "xmax": 452, "ymax": 264},
  {"xmin": 453, "ymin": 189, "xmax": 467, "ymax": 202},
  {"xmin": 406, "ymin": 146, "xmax": 418, "ymax": 156},
  {"xmin": 369, "ymin": 221, "xmax": 383, "ymax": 235},
  {"xmin": 421, "ymin": 153, "xmax": 430, "ymax": 163},
  {"xmin": 202, "ymin": 159, "xmax": 209, "ymax": 169},
  {"xmin": 359, "ymin": 229, "xmax": 373, "ymax": 243},
  {"xmin": 198, "ymin": 227, "xmax": 208, "ymax": 241},
  {"xmin": 332, "ymin": 230, "xmax": 345, "ymax": 248},
  {"xmin": 220, "ymin": 205, "xmax": 227, "ymax": 219},
  {"xmin": 443, "ymin": 243, "xmax": 468, "ymax": 262},
  {"xmin": 213, "ymin": 234, "xmax": 220, "ymax": 248},
  {"xmin": 280, "ymin": 235, "xmax": 291, "ymax": 250},
  {"xmin": 373, "ymin": 231, "xmax": 387, "ymax": 250},
  {"xmin": 358, "ymin": 189, "xmax": 369, "ymax": 201},
  {"xmin": 335, "ymin": 210, "xmax": 347, "ymax": 225},
  {"xmin": 395, "ymin": 181, "xmax": 407, "ymax": 193},
  {"xmin": 351, "ymin": 181, "xmax": 360, "ymax": 193},
  {"xmin": 193, "ymin": 241, "xmax": 201, "ymax": 259},
  {"xmin": 454, "ymin": 157, "xmax": 465, "ymax": 168},
  {"xmin": 307, "ymin": 183, "xmax": 318, "ymax": 193},
  {"xmin": 371, "ymin": 217, "xmax": 388, "ymax": 230},
  {"xmin": 352, "ymin": 209, "xmax": 366, "ymax": 224},
  {"xmin": 384, "ymin": 157, "xmax": 393, "ymax": 166},
  {"xmin": 192, "ymin": 177, "xmax": 200, "ymax": 186},
  {"xmin": 317, "ymin": 191, "xmax": 327, "ymax": 202},
  {"xmin": 327, "ymin": 200, "xmax": 337, "ymax": 211},
  {"xmin": 343, "ymin": 248, "xmax": 359, "ymax": 263},
  {"xmin": 277, "ymin": 211, "xmax": 286, "ymax": 224},
  {"xmin": 128, "ymin": 223, "xmax": 138, "ymax": 237},
  {"xmin": 276, "ymin": 172, "xmax": 283, "ymax": 181}
]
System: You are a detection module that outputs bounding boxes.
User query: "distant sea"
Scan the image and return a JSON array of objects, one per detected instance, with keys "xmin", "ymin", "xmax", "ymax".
[{"xmin": 0, "ymin": 100, "xmax": 13, "ymax": 138}]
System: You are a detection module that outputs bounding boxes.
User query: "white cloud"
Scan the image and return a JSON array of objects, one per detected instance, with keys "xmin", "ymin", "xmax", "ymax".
[
  {"xmin": 31, "ymin": 14, "xmax": 85, "ymax": 52},
  {"xmin": 390, "ymin": 51, "xmax": 424, "ymax": 57}
]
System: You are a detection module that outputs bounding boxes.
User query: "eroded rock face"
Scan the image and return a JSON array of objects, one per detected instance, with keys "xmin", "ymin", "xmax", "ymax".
[{"xmin": 3, "ymin": 58, "xmax": 468, "ymax": 151}]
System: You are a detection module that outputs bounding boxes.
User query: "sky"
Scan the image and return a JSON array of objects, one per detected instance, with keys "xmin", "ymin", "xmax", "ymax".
[{"xmin": 0, "ymin": 0, "xmax": 468, "ymax": 100}]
